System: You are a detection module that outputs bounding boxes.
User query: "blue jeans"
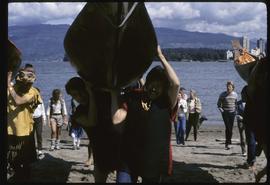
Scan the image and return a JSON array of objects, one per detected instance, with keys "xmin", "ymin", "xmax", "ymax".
[
  {"xmin": 221, "ymin": 111, "xmax": 236, "ymax": 145},
  {"xmin": 116, "ymin": 170, "xmax": 138, "ymax": 183},
  {"xmin": 175, "ymin": 116, "xmax": 186, "ymax": 144},
  {"xmin": 245, "ymin": 126, "xmax": 256, "ymax": 165}
]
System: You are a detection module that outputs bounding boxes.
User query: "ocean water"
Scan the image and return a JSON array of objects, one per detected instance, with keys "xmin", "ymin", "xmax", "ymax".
[{"xmin": 21, "ymin": 60, "xmax": 246, "ymax": 125}]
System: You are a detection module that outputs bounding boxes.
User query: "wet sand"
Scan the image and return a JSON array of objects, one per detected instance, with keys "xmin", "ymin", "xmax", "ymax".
[{"xmin": 25, "ymin": 123, "xmax": 266, "ymax": 183}]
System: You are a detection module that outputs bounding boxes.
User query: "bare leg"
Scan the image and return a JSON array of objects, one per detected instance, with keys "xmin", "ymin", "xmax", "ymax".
[
  {"xmin": 55, "ymin": 126, "xmax": 62, "ymax": 149},
  {"xmin": 254, "ymin": 144, "xmax": 267, "ymax": 182},
  {"xmin": 50, "ymin": 119, "xmax": 57, "ymax": 150}
]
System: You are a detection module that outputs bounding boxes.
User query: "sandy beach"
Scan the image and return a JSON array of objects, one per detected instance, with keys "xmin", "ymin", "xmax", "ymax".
[{"xmin": 21, "ymin": 123, "xmax": 267, "ymax": 183}]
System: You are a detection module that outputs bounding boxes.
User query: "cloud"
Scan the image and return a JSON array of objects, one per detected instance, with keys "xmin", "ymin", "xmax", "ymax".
[
  {"xmin": 145, "ymin": 2, "xmax": 267, "ymax": 39},
  {"xmin": 8, "ymin": 3, "xmax": 86, "ymax": 25},
  {"xmin": 8, "ymin": 2, "xmax": 267, "ymax": 39},
  {"xmin": 146, "ymin": 3, "xmax": 200, "ymax": 20}
]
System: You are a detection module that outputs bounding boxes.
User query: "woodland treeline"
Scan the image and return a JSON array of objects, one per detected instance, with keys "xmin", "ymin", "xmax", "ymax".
[{"xmin": 161, "ymin": 48, "xmax": 228, "ymax": 61}]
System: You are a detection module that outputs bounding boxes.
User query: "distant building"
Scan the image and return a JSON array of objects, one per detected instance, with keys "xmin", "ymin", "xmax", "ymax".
[
  {"xmin": 226, "ymin": 50, "xmax": 233, "ymax": 60},
  {"xmin": 257, "ymin": 38, "xmax": 265, "ymax": 56},
  {"xmin": 242, "ymin": 36, "xmax": 250, "ymax": 52},
  {"xmin": 250, "ymin": 47, "xmax": 260, "ymax": 56}
]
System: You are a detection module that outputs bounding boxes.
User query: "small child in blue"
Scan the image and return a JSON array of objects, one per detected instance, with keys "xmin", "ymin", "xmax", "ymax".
[
  {"xmin": 70, "ymin": 125, "xmax": 83, "ymax": 150},
  {"xmin": 70, "ymin": 116, "xmax": 84, "ymax": 150}
]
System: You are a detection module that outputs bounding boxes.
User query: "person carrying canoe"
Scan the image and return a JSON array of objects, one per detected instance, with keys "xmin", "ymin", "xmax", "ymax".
[{"xmin": 110, "ymin": 45, "xmax": 180, "ymax": 183}]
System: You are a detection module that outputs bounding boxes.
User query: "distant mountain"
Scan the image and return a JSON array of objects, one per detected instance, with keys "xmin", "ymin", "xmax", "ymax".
[
  {"xmin": 8, "ymin": 24, "xmax": 257, "ymax": 61},
  {"xmin": 157, "ymin": 27, "xmax": 243, "ymax": 49},
  {"xmin": 9, "ymin": 24, "xmax": 69, "ymax": 61}
]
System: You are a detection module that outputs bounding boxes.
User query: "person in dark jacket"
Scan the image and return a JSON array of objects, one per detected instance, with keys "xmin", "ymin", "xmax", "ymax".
[
  {"xmin": 112, "ymin": 45, "xmax": 180, "ymax": 183},
  {"xmin": 236, "ymin": 86, "xmax": 247, "ymax": 156}
]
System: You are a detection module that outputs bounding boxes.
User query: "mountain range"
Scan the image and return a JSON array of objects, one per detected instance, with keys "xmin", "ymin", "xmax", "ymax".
[{"xmin": 8, "ymin": 24, "xmax": 257, "ymax": 61}]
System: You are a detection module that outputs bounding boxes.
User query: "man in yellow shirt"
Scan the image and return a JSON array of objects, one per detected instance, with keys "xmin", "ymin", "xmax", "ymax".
[{"xmin": 7, "ymin": 68, "xmax": 41, "ymax": 182}]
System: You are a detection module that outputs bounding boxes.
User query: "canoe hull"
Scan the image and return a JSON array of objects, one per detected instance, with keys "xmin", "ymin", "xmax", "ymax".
[
  {"xmin": 234, "ymin": 61, "xmax": 257, "ymax": 83},
  {"xmin": 8, "ymin": 39, "xmax": 22, "ymax": 79},
  {"xmin": 64, "ymin": 2, "xmax": 157, "ymax": 89}
]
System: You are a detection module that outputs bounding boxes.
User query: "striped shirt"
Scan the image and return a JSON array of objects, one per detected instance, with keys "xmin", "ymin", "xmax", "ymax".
[{"xmin": 217, "ymin": 91, "xmax": 238, "ymax": 113}]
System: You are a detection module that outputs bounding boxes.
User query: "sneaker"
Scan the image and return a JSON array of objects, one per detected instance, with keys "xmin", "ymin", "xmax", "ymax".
[
  {"xmin": 55, "ymin": 145, "xmax": 61, "ymax": 150},
  {"xmin": 225, "ymin": 145, "xmax": 230, "ymax": 150},
  {"xmin": 242, "ymin": 152, "xmax": 247, "ymax": 157},
  {"xmin": 38, "ymin": 152, "xmax": 45, "ymax": 160},
  {"xmin": 76, "ymin": 146, "xmax": 80, "ymax": 150},
  {"xmin": 243, "ymin": 162, "xmax": 255, "ymax": 169},
  {"xmin": 50, "ymin": 146, "xmax": 55, "ymax": 151},
  {"xmin": 37, "ymin": 150, "xmax": 43, "ymax": 155},
  {"xmin": 72, "ymin": 146, "xmax": 76, "ymax": 150}
]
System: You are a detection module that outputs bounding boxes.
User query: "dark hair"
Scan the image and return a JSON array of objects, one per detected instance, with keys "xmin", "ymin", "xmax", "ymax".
[
  {"xmin": 52, "ymin": 89, "xmax": 61, "ymax": 99},
  {"xmin": 24, "ymin": 63, "xmax": 35, "ymax": 73},
  {"xmin": 145, "ymin": 65, "xmax": 169, "ymax": 89},
  {"xmin": 227, "ymin": 81, "xmax": 235, "ymax": 90},
  {"xmin": 65, "ymin": 77, "xmax": 86, "ymax": 95},
  {"xmin": 24, "ymin": 63, "xmax": 33, "ymax": 68}
]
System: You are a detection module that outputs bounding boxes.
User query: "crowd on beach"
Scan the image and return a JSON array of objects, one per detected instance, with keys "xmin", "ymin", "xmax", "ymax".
[{"xmin": 7, "ymin": 45, "xmax": 268, "ymax": 183}]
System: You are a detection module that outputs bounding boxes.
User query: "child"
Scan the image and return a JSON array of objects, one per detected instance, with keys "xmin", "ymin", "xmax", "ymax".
[
  {"xmin": 65, "ymin": 77, "xmax": 94, "ymax": 165},
  {"xmin": 46, "ymin": 89, "xmax": 68, "ymax": 150},
  {"xmin": 69, "ymin": 98, "xmax": 84, "ymax": 150}
]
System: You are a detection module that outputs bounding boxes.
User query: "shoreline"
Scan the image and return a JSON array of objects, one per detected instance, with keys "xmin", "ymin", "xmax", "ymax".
[{"xmin": 20, "ymin": 123, "xmax": 267, "ymax": 183}]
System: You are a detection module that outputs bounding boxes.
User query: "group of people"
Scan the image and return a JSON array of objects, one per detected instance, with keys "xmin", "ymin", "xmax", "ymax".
[
  {"xmin": 7, "ymin": 45, "xmax": 182, "ymax": 183},
  {"xmin": 173, "ymin": 87, "xmax": 205, "ymax": 146},
  {"xmin": 63, "ymin": 45, "xmax": 180, "ymax": 183},
  {"xmin": 7, "ymin": 62, "xmax": 70, "ymax": 181},
  {"xmin": 217, "ymin": 80, "xmax": 267, "ymax": 182},
  {"xmin": 7, "ymin": 44, "xmax": 267, "ymax": 183}
]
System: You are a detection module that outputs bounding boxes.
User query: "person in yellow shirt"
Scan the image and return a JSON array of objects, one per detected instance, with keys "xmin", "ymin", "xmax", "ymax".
[{"xmin": 7, "ymin": 68, "xmax": 41, "ymax": 182}]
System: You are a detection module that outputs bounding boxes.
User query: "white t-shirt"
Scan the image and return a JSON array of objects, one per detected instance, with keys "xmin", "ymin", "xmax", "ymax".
[{"xmin": 178, "ymin": 98, "xmax": 188, "ymax": 117}]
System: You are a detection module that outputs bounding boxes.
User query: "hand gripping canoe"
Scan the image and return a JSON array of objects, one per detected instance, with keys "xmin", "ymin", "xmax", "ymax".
[{"xmin": 64, "ymin": 2, "xmax": 157, "ymax": 89}]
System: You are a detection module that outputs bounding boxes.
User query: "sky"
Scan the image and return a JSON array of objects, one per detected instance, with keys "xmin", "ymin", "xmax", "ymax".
[{"xmin": 8, "ymin": 2, "xmax": 267, "ymax": 40}]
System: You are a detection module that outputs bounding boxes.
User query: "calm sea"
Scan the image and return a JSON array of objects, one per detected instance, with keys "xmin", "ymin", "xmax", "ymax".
[{"xmin": 21, "ymin": 60, "xmax": 246, "ymax": 125}]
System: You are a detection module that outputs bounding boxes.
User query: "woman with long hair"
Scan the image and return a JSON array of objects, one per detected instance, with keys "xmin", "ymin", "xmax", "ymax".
[
  {"xmin": 185, "ymin": 89, "xmax": 202, "ymax": 142},
  {"xmin": 46, "ymin": 89, "xmax": 68, "ymax": 150}
]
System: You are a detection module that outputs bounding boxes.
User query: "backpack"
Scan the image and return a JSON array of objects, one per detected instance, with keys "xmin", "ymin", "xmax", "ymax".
[{"xmin": 49, "ymin": 98, "xmax": 65, "ymax": 116}]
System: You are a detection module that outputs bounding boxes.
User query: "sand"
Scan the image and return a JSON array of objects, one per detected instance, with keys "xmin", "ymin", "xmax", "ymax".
[{"xmin": 16, "ymin": 123, "xmax": 267, "ymax": 183}]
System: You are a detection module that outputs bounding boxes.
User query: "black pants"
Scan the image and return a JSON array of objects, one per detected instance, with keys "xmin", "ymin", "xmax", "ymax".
[
  {"xmin": 245, "ymin": 126, "xmax": 256, "ymax": 165},
  {"xmin": 237, "ymin": 120, "xmax": 246, "ymax": 154},
  {"xmin": 221, "ymin": 111, "xmax": 235, "ymax": 145},
  {"xmin": 186, "ymin": 112, "xmax": 200, "ymax": 141},
  {"xmin": 7, "ymin": 134, "xmax": 37, "ymax": 182},
  {"xmin": 33, "ymin": 117, "xmax": 43, "ymax": 150}
]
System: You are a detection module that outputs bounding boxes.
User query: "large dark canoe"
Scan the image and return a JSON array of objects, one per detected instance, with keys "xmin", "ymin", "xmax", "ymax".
[
  {"xmin": 64, "ymin": 2, "xmax": 157, "ymax": 89},
  {"xmin": 234, "ymin": 61, "xmax": 257, "ymax": 83},
  {"xmin": 8, "ymin": 39, "xmax": 22, "ymax": 79},
  {"xmin": 231, "ymin": 40, "xmax": 258, "ymax": 83}
]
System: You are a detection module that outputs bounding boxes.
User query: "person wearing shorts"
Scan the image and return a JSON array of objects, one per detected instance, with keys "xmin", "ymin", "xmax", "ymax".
[{"xmin": 46, "ymin": 89, "xmax": 68, "ymax": 150}]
